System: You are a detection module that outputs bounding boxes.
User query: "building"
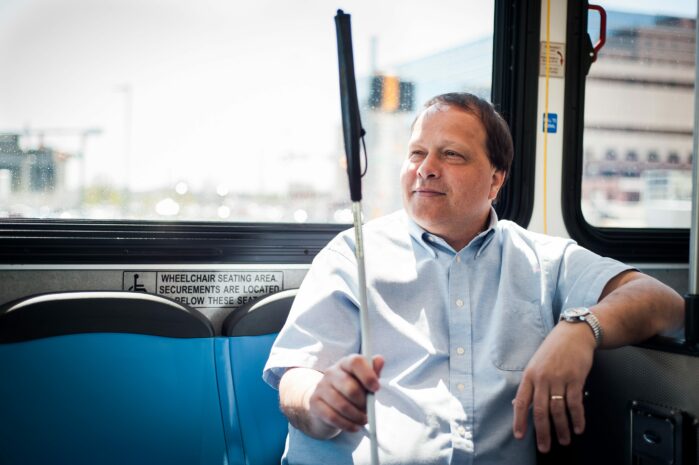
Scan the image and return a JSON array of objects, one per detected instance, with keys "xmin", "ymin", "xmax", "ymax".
[{"xmin": 582, "ymin": 11, "xmax": 695, "ymax": 227}]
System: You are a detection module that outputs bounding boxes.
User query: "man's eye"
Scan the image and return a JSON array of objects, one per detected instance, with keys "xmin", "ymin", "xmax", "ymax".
[
  {"xmin": 445, "ymin": 151, "xmax": 462, "ymax": 158},
  {"xmin": 409, "ymin": 151, "xmax": 425, "ymax": 159}
]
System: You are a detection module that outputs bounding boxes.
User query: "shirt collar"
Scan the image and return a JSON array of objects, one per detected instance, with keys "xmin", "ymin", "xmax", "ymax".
[{"xmin": 406, "ymin": 207, "xmax": 499, "ymax": 258}]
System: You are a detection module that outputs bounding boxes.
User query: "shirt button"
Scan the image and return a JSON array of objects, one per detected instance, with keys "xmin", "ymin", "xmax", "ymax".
[
  {"xmin": 457, "ymin": 383, "xmax": 465, "ymax": 391},
  {"xmin": 456, "ymin": 347, "xmax": 465, "ymax": 355},
  {"xmin": 456, "ymin": 299, "xmax": 464, "ymax": 307},
  {"xmin": 456, "ymin": 256, "xmax": 461, "ymax": 263},
  {"xmin": 457, "ymin": 426, "xmax": 466, "ymax": 437}
]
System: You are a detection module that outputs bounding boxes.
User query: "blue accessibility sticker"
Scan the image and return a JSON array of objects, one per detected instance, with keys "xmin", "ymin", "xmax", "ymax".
[{"xmin": 542, "ymin": 113, "xmax": 557, "ymax": 133}]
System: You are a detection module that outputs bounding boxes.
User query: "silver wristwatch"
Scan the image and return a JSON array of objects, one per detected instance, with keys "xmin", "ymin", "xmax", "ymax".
[{"xmin": 559, "ymin": 307, "xmax": 603, "ymax": 347}]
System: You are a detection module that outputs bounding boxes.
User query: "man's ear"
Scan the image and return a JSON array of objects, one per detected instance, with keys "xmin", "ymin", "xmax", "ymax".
[{"xmin": 489, "ymin": 169, "xmax": 506, "ymax": 201}]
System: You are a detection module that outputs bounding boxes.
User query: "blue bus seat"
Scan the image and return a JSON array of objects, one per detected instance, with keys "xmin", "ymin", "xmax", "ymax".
[
  {"xmin": 218, "ymin": 289, "xmax": 296, "ymax": 465},
  {"xmin": 0, "ymin": 291, "xmax": 232, "ymax": 465}
]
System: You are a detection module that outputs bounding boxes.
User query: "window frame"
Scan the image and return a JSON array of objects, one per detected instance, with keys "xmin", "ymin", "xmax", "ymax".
[
  {"xmin": 0, "ymin": 0, "xmax": 531, "ymax": 264},
  {"xmin": 492, "ymin": 0, "xmax": 540, "ymax": 227},
  {"xmin": 561, "ymin": 0, "xmax": 690, "ymax": 263}
]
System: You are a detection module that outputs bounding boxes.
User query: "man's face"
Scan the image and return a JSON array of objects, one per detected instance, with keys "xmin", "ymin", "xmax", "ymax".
[{"xmin": 400, "ymin": 104, "xmax": 505, "ymax": 247}]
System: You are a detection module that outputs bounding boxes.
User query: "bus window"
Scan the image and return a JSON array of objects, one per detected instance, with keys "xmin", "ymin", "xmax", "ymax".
[
  {"xmin": 581, "ymin": 2, "xmax": 696, "ymax": 229},
  {"xmin": 0, "ymin": 0, "xmax": 494, "ymax": 224}
]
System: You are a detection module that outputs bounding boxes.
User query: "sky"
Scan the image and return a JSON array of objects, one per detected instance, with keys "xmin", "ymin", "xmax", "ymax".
[
  {"xmin": 599, "ymin": 0, "xmax": 695, "ymax": 17},
  {"xmin": 0, "ymin": 0, "xmax": 695, "ymax": 195},
  {"xmin": 0, "ymin": 0, "xmax": 494, "ymax": 194}
]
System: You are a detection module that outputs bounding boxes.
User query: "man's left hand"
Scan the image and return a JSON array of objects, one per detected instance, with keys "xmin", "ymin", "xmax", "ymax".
[{"xmin": 511, "ymin": 322, "xmax": 597, "ymax": 453}]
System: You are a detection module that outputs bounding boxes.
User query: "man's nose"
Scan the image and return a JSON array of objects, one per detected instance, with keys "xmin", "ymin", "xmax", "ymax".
[{"xmin": 417, "ymin": 152, "xmax": 440, "ymax": 178}]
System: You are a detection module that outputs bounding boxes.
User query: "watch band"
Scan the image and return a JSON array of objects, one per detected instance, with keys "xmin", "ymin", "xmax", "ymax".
[
  {"xmin": 559, "ymin": 307, "xmax": 603, "ymax": 347},
  {"xmin": 583, "ymin": 312, "xmax": 603, "ymax": 348}
]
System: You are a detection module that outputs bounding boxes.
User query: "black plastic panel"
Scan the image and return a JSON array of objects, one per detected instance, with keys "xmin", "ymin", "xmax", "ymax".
[
  {"xmin": 0, "ymin": 220, "xmax": 342, "ymax": 264},
  {"xmin": 567, "ymin": 346, "xmax": 699, "ymax": 465},
  {"xmin": 0, "ymin": 291, "xmax": 213, "ymax": 342},
  {"xmin": 630, "ymin": 401, "xmax": 691, "ymax": 465},
  {"xmin": 222, "ymin": 289, "xmax": 296, "ymax": 336}
]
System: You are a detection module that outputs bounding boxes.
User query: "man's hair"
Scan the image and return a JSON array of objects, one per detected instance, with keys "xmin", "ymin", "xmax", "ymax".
[{"xmin": 421, "ymin": 93, "xmax": 513, "ymax": 175}]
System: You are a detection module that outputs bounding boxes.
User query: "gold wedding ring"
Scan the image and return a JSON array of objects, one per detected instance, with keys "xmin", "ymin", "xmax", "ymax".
[{"xmin": 550, "ymin": 395, "xmax": 565, "ymax": 401}]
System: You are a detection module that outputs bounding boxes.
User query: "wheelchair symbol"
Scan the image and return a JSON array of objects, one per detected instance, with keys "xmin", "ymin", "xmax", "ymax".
[{"xmin": 128, "ymin": 273, "xmax": 148, "ymax": 292}]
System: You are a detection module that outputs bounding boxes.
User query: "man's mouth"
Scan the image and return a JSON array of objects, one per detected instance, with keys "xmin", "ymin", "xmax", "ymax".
[{"xmin": 413, "ymin": 187, "xmax": 445, "ymax": 196}]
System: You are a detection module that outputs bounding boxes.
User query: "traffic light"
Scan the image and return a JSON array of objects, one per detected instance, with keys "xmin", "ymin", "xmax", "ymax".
[{"xmin": 368, "ymin": 75, "xmax": 414, "ymax": 112}]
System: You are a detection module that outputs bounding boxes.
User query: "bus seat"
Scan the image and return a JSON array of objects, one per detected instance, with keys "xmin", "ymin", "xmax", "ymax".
[
  {"xmin": 0, "ymin": 291, "xmax": 232, "ymax": 465},
  {"xmin": 218, "ymin": 289, "xmax": 296, "ymax": 465}
]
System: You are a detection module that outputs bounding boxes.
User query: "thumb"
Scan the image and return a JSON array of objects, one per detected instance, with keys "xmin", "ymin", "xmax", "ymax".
[{"xmin": 372, "ymin": 355, "xmax": 385, "ymax": 378}]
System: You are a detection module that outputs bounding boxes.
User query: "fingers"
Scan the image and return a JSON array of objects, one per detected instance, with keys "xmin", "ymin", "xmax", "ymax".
[
  {"xmin": 309, "ymin": 382, "xmax": 368, "ymax": 431},
  {"xmin": 309, "ymin": 354, "xmax": 383, "ymax": 433},
  {"xmin": 546, "ymin": 385, "xmax": 587, "ymax": 449},
  {"xmin": 512, "ymin": 377, "xmax": 533, "ymax": 439},
  {"xmin": 548, "ymin": 387, "xmax": 569, "ymax": 447},
  {"xmin": 566, "ymin": 384, "xmax": 586, "ymax": 435},
  {"xmin": 513, "ymin": 375, "xmax": 586, "ymax": 453},
  {"xmin": 513, "ymin": 322, "xmax": 594, "ymax": 452},
  {"xmin": 532, "ymin": 385, "xmax": 552, "ymax": 453},
  {"xmin": 339, "ymin": 354, "xmax": 382, "ymax": 392}
]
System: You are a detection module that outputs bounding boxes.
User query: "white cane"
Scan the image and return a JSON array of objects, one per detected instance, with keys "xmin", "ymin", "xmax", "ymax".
[
  {"xmin": 335, "ymin": 10, "xmax": 379, "ymax": 465},
  {"xmin": 352, "ymin": 200, "xmax": 379, "ymax": 465}
]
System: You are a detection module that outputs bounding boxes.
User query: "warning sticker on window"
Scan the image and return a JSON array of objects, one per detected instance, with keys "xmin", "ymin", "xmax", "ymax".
[
  {"xmin": 122, "ymin": 271, "xmax": 284, "ymax": 308},
  {"xmin": 539, "ymin": 41, "xmax": 565, "ymax": 78}
]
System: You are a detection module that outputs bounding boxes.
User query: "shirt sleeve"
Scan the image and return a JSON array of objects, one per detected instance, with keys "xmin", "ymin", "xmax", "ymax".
[
  {"xmin": 262, "ymin": 236, "xmax": 361, "ymax": 390},
  {"xmin": 553, "ymin": 242, "xmax": 636, "ymax": 319}
]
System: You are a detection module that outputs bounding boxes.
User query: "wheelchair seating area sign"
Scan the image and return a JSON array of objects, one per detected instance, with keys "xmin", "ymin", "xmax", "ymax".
[{"xmin": 122, "ymin": 270, "xmax": 283, "ymax": 308}]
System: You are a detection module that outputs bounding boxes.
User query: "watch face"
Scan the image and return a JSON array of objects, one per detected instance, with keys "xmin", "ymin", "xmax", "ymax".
[{"xmin": 564, "ymin": 307, "xmax": 589, "ymax": 318}]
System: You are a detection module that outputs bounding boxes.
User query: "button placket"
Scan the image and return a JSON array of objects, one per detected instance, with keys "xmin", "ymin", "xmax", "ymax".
[
  {"xmin": 445, "ymin": 243, "xmax": 479, "ymax": 463},
  {"xmin": 447, "ymin": 247, "xmax": 474, "ymax": 434}
]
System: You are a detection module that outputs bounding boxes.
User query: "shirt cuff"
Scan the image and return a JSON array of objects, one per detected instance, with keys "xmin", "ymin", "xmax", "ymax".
[{"xmin": 263, "ymin": 351, "xmax": 321, "ymax": 390}]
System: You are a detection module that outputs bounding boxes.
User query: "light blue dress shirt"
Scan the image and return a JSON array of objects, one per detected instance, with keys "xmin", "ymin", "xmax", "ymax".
[{"xmin": 263, "ymin": 208, "xmax": 632, "ymax": 465}]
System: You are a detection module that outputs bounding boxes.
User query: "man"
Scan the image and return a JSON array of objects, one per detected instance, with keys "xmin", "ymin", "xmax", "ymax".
[{"xmin": 263, "ymin": 93, "xmax": 684, "ymax": 464}]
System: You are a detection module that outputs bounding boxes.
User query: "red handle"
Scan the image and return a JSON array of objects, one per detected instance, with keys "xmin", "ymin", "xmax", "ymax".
[{"xmin": 588, "ymin": 4, "xmax": 606, "ymax": 62}]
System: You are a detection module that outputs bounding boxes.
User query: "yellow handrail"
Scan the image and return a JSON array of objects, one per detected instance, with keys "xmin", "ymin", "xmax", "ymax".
[{"xmin": 543, "ymin": 0, "xmax": 551, "ymax": 234}]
